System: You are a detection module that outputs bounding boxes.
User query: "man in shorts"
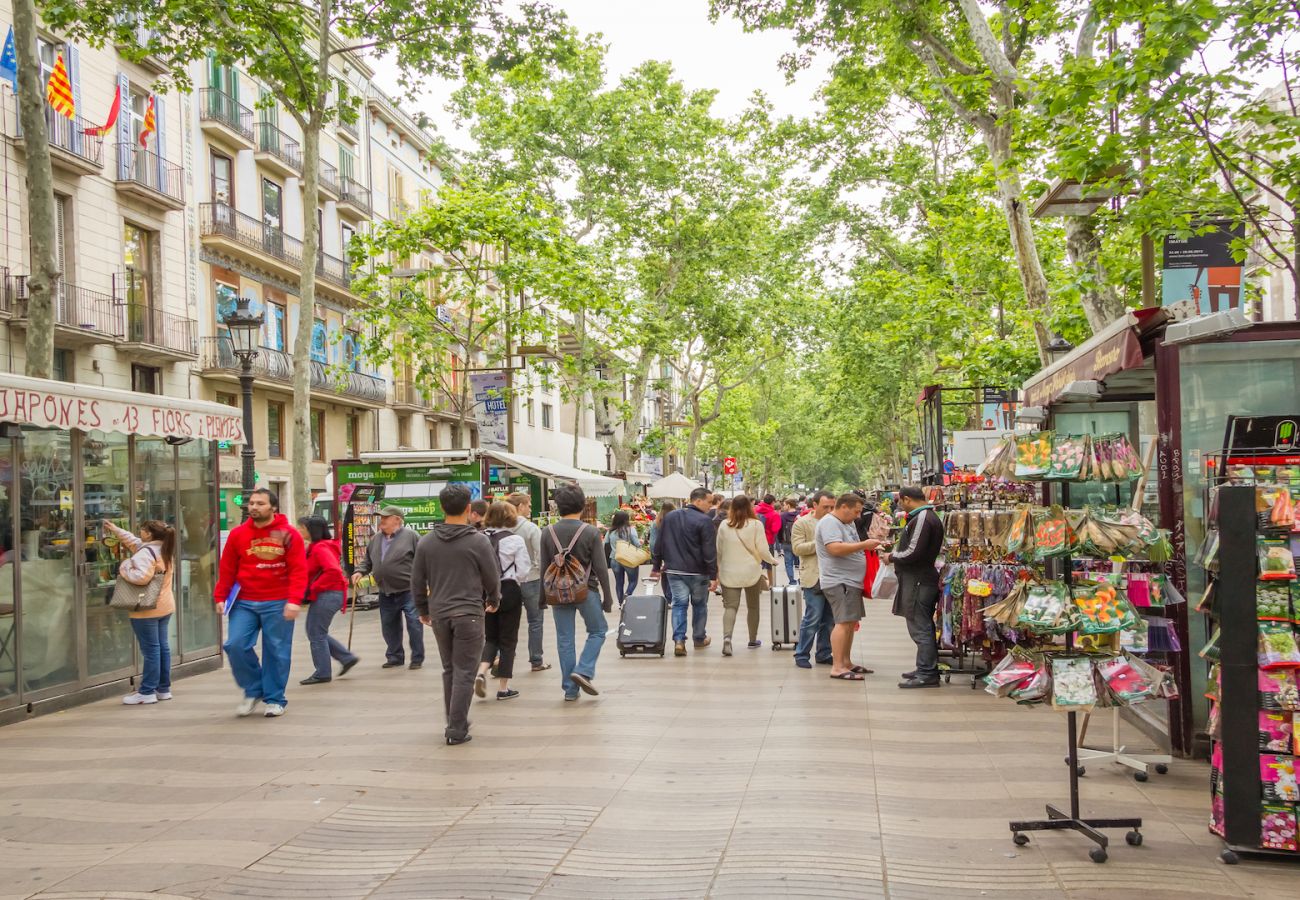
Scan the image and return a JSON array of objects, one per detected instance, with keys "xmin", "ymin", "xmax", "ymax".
[{"xmin": 815, "ymin": 493, "xmax": 885, "ymax": 680}]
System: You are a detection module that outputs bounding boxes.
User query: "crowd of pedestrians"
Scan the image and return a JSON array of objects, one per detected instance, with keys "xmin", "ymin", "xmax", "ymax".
[{"xmin": 114, "ymin": 474, "xmax": 943, "ymax": 746}]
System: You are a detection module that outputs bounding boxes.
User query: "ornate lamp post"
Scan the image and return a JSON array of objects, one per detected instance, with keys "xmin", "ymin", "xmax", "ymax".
[{"xmin": 225, "ymin": 296, "xmax": 264, "ymax": 514}]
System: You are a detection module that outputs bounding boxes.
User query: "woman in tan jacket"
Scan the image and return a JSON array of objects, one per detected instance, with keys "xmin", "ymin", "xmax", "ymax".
[
  {"xmin": 103, "ymin": 519, "xmax": 176, "ymax": 705},
  {"xmin": 715, "ymin": 496, "xmax": 777, "ymax": 656}
]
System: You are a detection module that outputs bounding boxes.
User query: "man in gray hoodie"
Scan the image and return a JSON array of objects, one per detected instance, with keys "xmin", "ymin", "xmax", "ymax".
[{"xmin": 412, "ymin": 484, "xmax": 500, "ymax": 746}]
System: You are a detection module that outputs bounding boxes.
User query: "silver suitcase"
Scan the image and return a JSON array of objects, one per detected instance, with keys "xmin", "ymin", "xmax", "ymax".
[{"xmin": 771, "ymin": 585, "xmax": 802, "ymax": 650}]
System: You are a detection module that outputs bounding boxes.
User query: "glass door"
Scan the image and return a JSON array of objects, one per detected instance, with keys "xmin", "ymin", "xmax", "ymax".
[
  {"xmin": 0, "ymin": 438, "xmax": 17, "ymax": 708},
  {"xmin": 82, "ymin": 431, "xmax": 134, "ymax": 682}
]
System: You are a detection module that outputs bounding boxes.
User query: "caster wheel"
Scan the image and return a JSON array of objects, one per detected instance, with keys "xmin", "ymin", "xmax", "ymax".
[
  {"xmin": 1155, "ymin": 764, "xmax": 1169, "ymax": 775},
  {"xmin": 772, "ymin": 644, "xmax": 781, "ymax": 651},
  {"xmin": 1134, "ymin": 770, "xmax": 1149, "ymax": 782},
  {"xmin": 1125, "ymin": 830, "xmax": 1143, "ymax": 846},
  {"xmin": 1013, "ymin": 833, "xmax": 1030, "ymax": 846},
  {"xmin": 1089, "ymin": 847, "xmax": 1108, "ymax": 864},
  {"xmin": 970, "ymin": 679, "xmax": 979, "ymax": 690},
  {"xmin": 1220, "ymin": 849, "xmax": 1239, "ymax": 865},
  {"xmin": 944, "ymin": 674, "xmax": 951, "ymax": 684},
  {"xmin": 1077, "ymin": 766, "xmax": 1086, "ymax": 778},
  {"xmin": 620, "ymin": 652, "xmax": 626, "ymax": 658}
]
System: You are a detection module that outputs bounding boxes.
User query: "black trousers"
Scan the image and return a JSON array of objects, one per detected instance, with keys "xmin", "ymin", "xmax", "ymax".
[
  {"xmin": 431, "ymin": 614, "xmax": 485, "ymax": 741},
  {"xmin": 481, "ymin": 580, "xmax": 524, "ymax": 679},
  {"xmin": 896, "ymin": 571, "xmax": 941, "ymax": 681}
]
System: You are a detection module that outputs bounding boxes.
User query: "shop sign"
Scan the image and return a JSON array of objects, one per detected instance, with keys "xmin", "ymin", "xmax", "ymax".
[
  {"xmin": 380, "ymin": 496, "xmax": 444, "ymax": 531},
  {"xmin": 335, "ymin": 462, "xmax": 479, "ymax": 484},
  {"xmin": 1022, "ymin": 329, "xmax": 1144, "ymax": 408},
  {"xmin": 1161, "ymin": 220, "xmax": 1245, "ymax": 313},
  {"xmin": 0, "ymin": 383, "xmax": 245, "ymax": 442},
  {"xmin": 469, "ymin": 371, "xmax": 509, "ymax": 451}
]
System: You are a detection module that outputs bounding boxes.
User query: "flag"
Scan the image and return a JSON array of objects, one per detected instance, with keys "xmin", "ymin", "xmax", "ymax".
[
  {"xmin": 45, "ymin": 53, "xmax": 74, "ymax": 118},
  {"xmin": 0, "ymin": 27, "xmax": 16, "ymax": 93},
  {"xmin": 138, "ymin": 94, "xmax": 155, "ymax": 147},
  {"xmin": 82, "ymin": 84, "xmax": 120, "ymax": 136}
]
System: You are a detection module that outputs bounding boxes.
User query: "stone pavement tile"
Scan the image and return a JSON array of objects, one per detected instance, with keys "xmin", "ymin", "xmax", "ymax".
[
  {"xmin": 882, "ymin": 856, "xmax": 1063, "ymax": 892},
  {"xmin": 707, "ymin": 874, "xmax": 888, "ymax": 898},
  {"xmin": 0, "ymin": 867, "xmax": 94, "ymax": 899},
  {"xmin": 32, "ymin": 892, "xmax": 201, "ymax": 900},
  {"xmin": 885, "ymin": 887, "xmax": 1069, "ymax": 900},
  {"xmin": 0, "ymin": 841, "xmax": 128, "ymax": 869},
  {"xmin": 574, "ymin": 827, "xmax": 732, "ymax": 855},
  {"xmin": 36, "ymin": 863, "xmax": 239, "ymax": 898},
  {"xmin": 535, "ymin": 873, "xmax": 716, "ymax": 898},
  {"xmin": 1049, "ymin": 859, "xmax": 1243, "ymax": 895}
]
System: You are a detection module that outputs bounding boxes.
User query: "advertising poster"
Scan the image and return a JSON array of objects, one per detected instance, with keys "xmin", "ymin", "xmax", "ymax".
[
  {"xmin": 469, "ymin": 371, "xmax": 510, "ymax": 450},
  {"xmin": 1161, "ymin": 221, "xmax": 1245, "ymax": 313}
]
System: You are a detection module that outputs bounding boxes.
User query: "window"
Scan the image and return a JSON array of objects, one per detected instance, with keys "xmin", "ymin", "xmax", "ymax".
[
  {"xmin": 341, "ymin": 223, "xmax": 355, "ymax": 268},
  {"xmin": 398, "ymin": 414, "xmax": 411, "ymax": 449},
  {"xmin": 339, "ymin": 145, "xmax": 355, "ymax": 180},
  {"xmin": 123, "ymin": 223, "xmax": 154, "ymax": 308},
  {"xmin": 345, "ymin": 414, "xmax": 359, "ymax": 457},
  {"xmin": 542, "ymin": 403, "xmax": 554, "ymax": 430},
  {"xmin": 527, "ymin": 399, "xmax": 535, "ymax": 426},
  {"xmin": 514, "ymin": 399, "xmax": 521, "ymax": 423},
  {"xmin": 127, "ymin": 84, "xmax": 151, "ymax": 146},
  {"xmin": 132, "ymin": 364, "xmax": 161, "ymax": 394},
  {"xmin": 344, "ymin": 328, "xmax": 361, "ymax": 372},
  {"xmin": 310, "ymin": 317, "xmax": 328, "ymax": 363},
  {"xmin": 310, "ymin": 409, "xmax": 325, "ymax": 461},
  {"xmin": 216, "ymin": 392, "xmax": 238, "ymax": 455},
  {"xmin": 428, "ymin": 425, "xmax": 438, "ymax": 449},
  {"xmin": 211, "ymin": 151, "xmax": 233, "ymax": 206},
  {"xmin": 265, "ymin": 300, "xmax": 285, "ymax": 351},
  {"xmin": 215, "ymin": 280, "xmax": 239, "ymax": 324},
  {"xmin": 53, "ymin": 349, "xmax": 73, "ymax": 383},
  {"xmin": 388, "ymin": 166, "xmax": 406, "ymax": 218},
  {"xmin": 450, "ymin": 425, "xmax": 462, "ymax": 449},
  {"xmin": 53, "ymin": 192, "xmax": 71, "ymax": 287},
  {"xmin": 262, "ymin": 178, "xmax": 283, "ymax": 233},
  {"xmin": 267, "ymin": 401, "xmax": 285, "ymax": 458},
  {"xmin": 37, "ymin": 38, "xmax": 58, "ymax": 86}
]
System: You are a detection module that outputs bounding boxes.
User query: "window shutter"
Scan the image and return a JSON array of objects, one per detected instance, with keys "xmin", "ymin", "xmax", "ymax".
[
  {"xmin": 115, "ymin": 73, "xmax": 131, "ymax": 180},
  {"xmin": 153, "ymin": 94, "xmax": 167, "ymax": 190},
  {"xmin": 66, "ymin": 45, "xmax": 82, "ymax": 154}
]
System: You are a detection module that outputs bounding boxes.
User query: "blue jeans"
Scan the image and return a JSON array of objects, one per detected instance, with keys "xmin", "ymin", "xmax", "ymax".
[
  {"xmin": 777, "ymin": 541, "xmax": 797, "ymax": 584},
  {"xmin": 611, "ymin": 562, "xmax": 639, "ymax": 604},
  {"xmin": 223, "ymin": 600, "xmax": 294, "ymax": 706},
  {"xmin": 793, "ymin": 584, "xmax": 834, "ymax": 665},
  {"xmin": 305, "ymin": 591, "xmax": 357, "ymax": 678},
  {"xmin": 520, "ymin": 579, "xmax": 544, "ymax": 666},
  {"xmin": 130, "ymin": 615, "xmax": 172, "ymax": 695},
  {"xmin": 551, "ymin": 593, "xmax": 607, "ymax": 697},
  {"xmin": 379, "ymin": 590, "xmax": 424, "ymax": 665},
  {"xmin": 667, "ymin": 574, "xmax": 710, "ymax": 643}
]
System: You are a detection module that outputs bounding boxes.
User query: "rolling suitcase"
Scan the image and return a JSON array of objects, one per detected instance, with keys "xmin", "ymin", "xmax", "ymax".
[
  {"xmin": 771, "ymin": 584, "xmax": 802, "ymax": 650},
  {"xmin": 617, "ymin": 586, "xmax": 669, "ymax": 657}
]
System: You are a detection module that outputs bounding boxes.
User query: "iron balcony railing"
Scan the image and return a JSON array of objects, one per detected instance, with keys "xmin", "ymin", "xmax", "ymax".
[
  {"xmin": 338, "ymin": 176, "xmax": 372, "ymax": 215},
  {"xmin": 120, "ymin": 301, "xmax": 196, "ymax": 354},
  {"xmin": 15, "ymin": 99, "xmax": 105, "ymax": 167},
  {"xmin": 199, "ymin": 88, "xmax": 254, "ymax": 142},
  {"xmin": 115, "ymin": 143, "xmax": 184, "ymax": 204},
  {"xmin": 320, "ymin": 160, "xmax": 340, "ymax": 195},
  {"xmin": 200, "ymin": 202, "xmax": 351, "ymax": 290},
  {"xmin": 12, "ymin": 274, "xmax": 123, "ymax": 337},
  {"xmin": 200, "ymin": 335, "xmax": 386, "ymax": 403},
  {"xmin": 339, "ymin": 117, "xmax": 358, "ymax": 139},
  {"xmin": 255, "ymin": 121, "xmax": 303, "ymax": 173}
]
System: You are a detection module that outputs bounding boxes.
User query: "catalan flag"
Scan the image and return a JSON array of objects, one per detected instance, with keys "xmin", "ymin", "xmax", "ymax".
[
  {"xmin": 83, "ymin": 85, "xmax": 120, "ymax": 136},
  {"xmin": 138, "ymin": 94, "xmax": 155, "ymax": 147},
  {"xmin": 45, "ymin": 54, "xmax": 74, "ymax": 119}
]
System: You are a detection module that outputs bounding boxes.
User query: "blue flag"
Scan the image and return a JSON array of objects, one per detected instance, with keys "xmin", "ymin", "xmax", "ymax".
[{"xmin": 0, "ymin": 27, "xmax": 16, "ymax": 93}]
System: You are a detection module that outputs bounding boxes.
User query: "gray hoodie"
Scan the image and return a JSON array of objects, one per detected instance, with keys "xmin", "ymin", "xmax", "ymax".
[{"xmin": 411, "ymin": 523, "xmax": 501, "ymax": 621}]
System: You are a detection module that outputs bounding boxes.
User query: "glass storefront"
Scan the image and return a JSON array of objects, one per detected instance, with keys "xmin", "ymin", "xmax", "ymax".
[{"xmin": 0, "ymin": 428, "xmax": 221, "ymax": 712}]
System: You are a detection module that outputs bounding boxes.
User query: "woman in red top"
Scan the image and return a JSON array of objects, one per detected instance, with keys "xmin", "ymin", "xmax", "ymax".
[{"xmin": 297, "ymin": 516, "xmax": 360, "ymax": 684}]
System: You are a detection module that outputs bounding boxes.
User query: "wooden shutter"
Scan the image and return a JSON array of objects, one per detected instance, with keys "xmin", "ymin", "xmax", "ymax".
[{"xmin": 115, "ymin": 73, "xmax": 131, "ymax": 180}]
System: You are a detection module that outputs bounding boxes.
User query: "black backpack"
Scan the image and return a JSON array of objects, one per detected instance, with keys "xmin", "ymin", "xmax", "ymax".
[{"xmin": 487, "ymin": 530, "xmax": 519, "ymax": 582}]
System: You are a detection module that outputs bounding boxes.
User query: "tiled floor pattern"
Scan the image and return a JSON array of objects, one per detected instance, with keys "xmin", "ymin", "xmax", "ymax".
[{"xmin": 1, "ymin": 591, "xmax": 1296, "ymax": 898}]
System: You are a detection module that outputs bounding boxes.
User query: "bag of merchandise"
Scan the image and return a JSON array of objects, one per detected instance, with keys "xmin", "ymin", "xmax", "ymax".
[
  {"xmin": 1259, "ymin": 623, "xmax": 1300, "ymax": 669},
  {"xmin": 1258, "ymin": 540, "xmax": 1297, "ymax": 581},
  {"xmin": 1258, "ymin": 584, "xmax": 1293, "ymax": 622},
  {"xmin": 1003, "ymin": 505, "xmax": 1036, "ymax": 556},
  {"xmin": 1259, "ymin": 668, "xmax": 1300, "ymax": 711},
  {"xmin": 1018, "ymin": 581, "xmax": 1071, "ymax": 632},
  {"xmin": 978, "ymin": 436, "xmax": 1017, "ymax": 480},
  {"xmin": 1119, "ymin": 613, "xmax": 1150, "ymax": 653},
  {"xmin": 984, "ymin": 651, "xmax": 1041, "ymax": 697},
  {"xmin": 1033, "ymin": 507, "xmax": 1074, "ymax": 561},
  {"xmin": 1261, "ymin": 805, "xmax": 1299, "ymax": 851},
  {"xmin": 1072, "ymin": 580, "xmax": 1139, "ymax": 635},
  {"xmin": 1051, "ymin": 656, "xmax": 1099, "ymax": 710},
  {"xmin": 1009, "ymin": 661, "xmax": 1052, "ymax": 704},
  {"xmin": 1259, "ymin": 709, "xmax": 1294, "ymax": 753},
  {"xmin": 1261, "ymin": 754, "xmax": 1299, "ymax": 803},
  {"xmin": 1072, "ymin": 509, "xmax": 1139, "ymax": 558},
  {"xmin": 1094, "ymin": 433, "xmax": 1142, "ymax": 481},
  {"xmin": 871, "ymin": 564, "xmax": 898, "ymax": 601},
  {"xmin": 1046, "ymin": 434, "xmax": 1089, "ymax": 481},
  {"xmin": 981, "ymin": 578, "xmax": 1031, "ymax": 627},
  {"xmin": 1014, "ymin": 431, "xmax": 1053, "ymax": 479}
]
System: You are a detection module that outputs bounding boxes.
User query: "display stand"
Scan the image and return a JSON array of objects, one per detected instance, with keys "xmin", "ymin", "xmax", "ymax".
[{"xmin": 1077, "ymin": 707, "xmax": 1172, "ymax": 781}]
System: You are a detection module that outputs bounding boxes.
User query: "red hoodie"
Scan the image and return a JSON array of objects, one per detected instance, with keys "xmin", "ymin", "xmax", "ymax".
[
  {"xmin": 213, "ymin": 513, "xmax": 308, "ymax": 605},
  {"xmin": 754, "ymin": 502, "xmax": 782, "ymax": 545},
  {"xmin": 304, "ymin": 539, "xmax": 348, "ymax": 603}
]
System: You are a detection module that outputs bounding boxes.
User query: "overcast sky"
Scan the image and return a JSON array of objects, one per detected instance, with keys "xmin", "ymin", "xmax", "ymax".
[{"xmin": 372, "ymin": 1, "xmax": 827, "ymax": 152}]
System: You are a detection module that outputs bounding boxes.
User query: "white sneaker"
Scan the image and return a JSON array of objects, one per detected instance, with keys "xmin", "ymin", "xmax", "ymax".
[
  {"xmin": 122, "ymin": 692, "xmax": 157, "ymax": 705},
  {"xmin": 236, "ymin": 696, "xmax": 260, "ymax": 717},
  {"xmin": 263, "ymin": 703, "xmax": 286, "ymax": 717},
  {"xmin": 157, "ymin": 691, "xmax": 173, "ymax": 701}
]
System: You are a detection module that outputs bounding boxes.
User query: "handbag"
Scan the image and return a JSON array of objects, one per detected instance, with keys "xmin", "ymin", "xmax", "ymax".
[
  {"xmin": 871, "ymin": 563, "xmax": 898, "ymax": 601},
  {"xmin": 737, "ymin": 523, "xmax": 771, "ymax": 590},
  {"xmin": 614, "ymin": 538, "xmax": 650, "ymax": 568},
  {"xmin": 109, "ymin": 547, "xmax": 165, "ymax": 611}
]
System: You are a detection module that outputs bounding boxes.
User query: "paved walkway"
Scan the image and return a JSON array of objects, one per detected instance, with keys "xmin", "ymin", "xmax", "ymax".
[{"xmin": 0, "ymin": 592, "xmax": 1293, "ymax": 899}]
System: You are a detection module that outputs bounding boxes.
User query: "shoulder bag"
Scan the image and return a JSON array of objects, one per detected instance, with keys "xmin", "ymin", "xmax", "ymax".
[
  {"xmin": 614, "ymin": 530, "xmax": 650, "ymax": 568},
  {"xmin": 109, "ymin": 547, "xmax": 165, "ymax": 611},
  {"xmin": 737, "ymin": 522, "xmax": 771, "ymax": 591}
]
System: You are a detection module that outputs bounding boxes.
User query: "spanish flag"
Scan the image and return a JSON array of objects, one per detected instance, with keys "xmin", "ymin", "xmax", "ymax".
[
  {"xmin": 138, "ymin": 94, "xmax": 155, "ymax": 147},
  {"xmin": 45, "ymin": 54, "xmax": 74, "ymax": 119}
]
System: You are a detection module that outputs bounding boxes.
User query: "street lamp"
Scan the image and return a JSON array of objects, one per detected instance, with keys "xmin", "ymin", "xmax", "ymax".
[
  {"xmin": 1046, "ymin": 335, "xmax": 1075, "ymax": 363},
  {"xmin": 596, "ymin": 423, "xmax": 615, "ymax": 474},
  {"xmin": 225, "ymin": 296, "xmax": 264, "ymax": 514}
]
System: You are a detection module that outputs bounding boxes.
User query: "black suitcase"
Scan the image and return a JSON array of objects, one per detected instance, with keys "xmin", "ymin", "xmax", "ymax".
[
  {"xmin": 617, "ymin": 589, "xmax": 669, "ymax": 657},
  {"xmin": 771, "ymin": 585, "xmax": 802, "ymax": 650}
]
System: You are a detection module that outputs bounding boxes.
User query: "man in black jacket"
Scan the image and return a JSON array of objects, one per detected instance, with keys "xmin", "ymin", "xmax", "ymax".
[
  {"xmin": 650, "ymin": 487, "xmax": 718, "ymax": 657},
  {"xmin": 884, "ymin": 486, "xmax": 946, "ymax": 689}
]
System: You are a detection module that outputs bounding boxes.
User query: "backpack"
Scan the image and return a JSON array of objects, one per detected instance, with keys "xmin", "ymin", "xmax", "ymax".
[
  {"xmin": 542, "ymin": 523, "xmax": 591, "ymax": 606},
  {"xmin": 487, "ymin": 530, "xmax": 519, "ymax": 582}
]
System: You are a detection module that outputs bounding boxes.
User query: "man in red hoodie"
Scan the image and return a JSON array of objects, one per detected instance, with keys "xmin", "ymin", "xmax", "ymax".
[{"xmin": 214, "ymin": 488, "xmax": 307, "ymax": 718}]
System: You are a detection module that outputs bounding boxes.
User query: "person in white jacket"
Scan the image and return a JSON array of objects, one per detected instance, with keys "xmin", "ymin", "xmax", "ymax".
[
  {"xmin": 476, "ymin": 502, "xmax": 533, "ymax": 700},
  {"xmin": 715, "ymin": 496, "xmax": 777, "ymax": 656}
]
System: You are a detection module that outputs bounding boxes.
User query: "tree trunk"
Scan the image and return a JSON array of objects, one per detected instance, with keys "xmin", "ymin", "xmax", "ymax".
[
  {"xmin": 604, "ymin": 350, "xmax": 654, "ymax": 472},
  {"xmin": 683, "ymin": 413, "xmax": 701, "ymax": 476},
  {"xmin": 1065, "ymin": 215, "xmax": 1129, "ymax": 332},
  {"xmin": 14, "ymin": 0, "xmax": 57, "ymax": 379},
  {"xmin": 985, "ymin": 123, "xmax": 1052, "ymax": 363}
]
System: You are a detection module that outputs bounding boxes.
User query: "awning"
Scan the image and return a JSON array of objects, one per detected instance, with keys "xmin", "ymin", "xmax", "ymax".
[
  {"xmin": 0, "ymin": 372, "xmax": 245, "ymax": 443},
  {"xmin": 484, "ymin": 450, "xmax": 624, "ymax": 497},
  {"xmin": 647, "ymin": 472, "xmax": 702, "ymax": 499},
  {"xmin": 1021, "ymin": 307, "xmax": 1176, "ymax": 408}
]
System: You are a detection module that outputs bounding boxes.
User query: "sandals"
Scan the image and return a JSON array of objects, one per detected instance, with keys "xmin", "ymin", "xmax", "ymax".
[
  {"xmin": 850, "ymin": 665, "xmax": 874, "ymax": 675},
  {"xmin": 830, "ymin": 672, "xmax": 866, "ymax": 681},
  {"xmin": 474, "ymin": 674, "xmax": 487, "ymax": 698},
  {"xmin": 531, "ymin": 663, "xmax": 552, "ymax": 672}
]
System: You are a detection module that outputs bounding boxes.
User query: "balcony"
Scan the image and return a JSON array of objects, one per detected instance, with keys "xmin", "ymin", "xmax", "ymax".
[
  {"xmin": 254, "ymin": 121, "xmax": 302, "ymax": 178},
  {"xmin": 10, "ymin": 275, "xmax": 123, "ymax": 347},
  {"xmin": 337, "ymin": 176, "xmax": 372, "ymax": 219},
  {"xmin": 392, "ymin": 379, "xmax": 431, "ymax": 411},
  {"xmin": 199, "ymin": 336, "xmax": 387, "ymax": 406},
  {"xmin": 13, "ymin": 100, "xmax": 104, "ymax": 176},
  {"xmin": 114, "ymin": 143, "xmax": 185, "ymax": 211},
  {"xmin": 339, "ymin": 117, "xmax": 359, "ymax": 140},
  {"xmin": 117, "ymin": 301, "xmax": 197, "ymax": 360},
  {"xmin": 319, "ymin": 160, "xmax": 340, "ymax": 199},
  {"xmin": 199, "ymin": 88, "xmax": 254, "ymax": 150},
  {"xmin": 199, "ymin": 203, "xmax": 355, "ymax": 297},
  {"xmin": 317, "ymin": 251, "xmax": 351, "ymax": 292}
]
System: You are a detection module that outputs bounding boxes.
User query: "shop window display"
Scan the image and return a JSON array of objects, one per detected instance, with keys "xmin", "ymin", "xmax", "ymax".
[
  {"xmin": 0, "ymin": 444, "xmax": 15, "ymax": 702},
  {"xmin": 177, "ymin": 439, "xmax": 219, "ymax": 654},
  {"xmin": 82, "ymin": 431, "xmax": 133, "ymax": 680}
]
